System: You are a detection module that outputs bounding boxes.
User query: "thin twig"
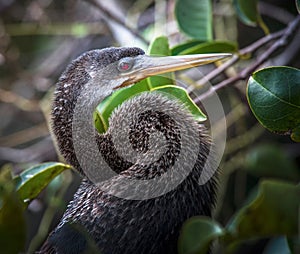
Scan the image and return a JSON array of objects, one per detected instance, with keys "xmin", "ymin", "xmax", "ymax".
[
  {"xmin": 190, "ymin": 29, "xmax": 284, "ymax": 94},
  {"xmin": 5, "ymin": 22, "xmax": 107, "ymax": 36},
  {"xmin": 0, "ymin": 88, "xmax": 40, "ymax": 112},
  {"xmin": 0, "ymin": 137, "xmax": 56, "ymax": 163},
  {"xmin": 0, "ymin": 123, "xmax": 48, "ymax": 147},
  {"xmin": 85, "ymin": 0, "xmax": 149, "ymax": 45},
  {"xmin": 194, "ymin": 15, "xmax": 300, "ymax": 102}
]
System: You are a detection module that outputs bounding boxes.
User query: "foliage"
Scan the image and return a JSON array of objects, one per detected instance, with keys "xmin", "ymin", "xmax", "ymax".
[
  {"xmin": 175, "ymin": 0, "xmax": 212, "ymax": 40},
  {"xmin": 247, "ymin": 66, "xmax": 300, "ymax": 142},
  {"xmin": 0, "ymin": 0, "xmax": 299, "ymax": 253}
]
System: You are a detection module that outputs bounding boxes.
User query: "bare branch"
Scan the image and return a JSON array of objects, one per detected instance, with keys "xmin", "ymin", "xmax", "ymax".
[
  {"xmin": 85, "ymin": 0, "xmax": 149, "ymax": 45},
  {"xmin": 194, "ymin": 15, "xmax": 300, "ymax": 103}
]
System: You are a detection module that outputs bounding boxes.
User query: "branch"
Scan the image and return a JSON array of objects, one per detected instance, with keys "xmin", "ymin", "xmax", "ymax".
[
  {"xmin": 85, "ymin": 0, "xmax": 149, "ymax": 45},
  {"xmin": 194, "ymin": 15, "xmax": 300, "ymax": 103},
  {"xmin": 0, "ymin": 137, "xmax": 57, "ymax": 164}
]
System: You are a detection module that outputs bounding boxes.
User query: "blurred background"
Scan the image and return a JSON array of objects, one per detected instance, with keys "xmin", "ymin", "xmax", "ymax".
[{"xmin": 0, "ymin": 0, "xmax": 299, "ymax": 253}]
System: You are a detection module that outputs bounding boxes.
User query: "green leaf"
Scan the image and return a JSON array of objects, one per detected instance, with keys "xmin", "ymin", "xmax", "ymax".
[
  {"xmin": 95, "ymin": 83, "xmax": 207, "ymax": 133},
  {"xmin": 178, "ymin": 41, "xmax": 238, "ymax": 55},
  {"xmin": 175, "ymin": 0, "xmax": 212, "ymax": 40},
  {"xmin": 147, "ymin": 36, "xmax": 174, "ymax": 88},
  {"xmin": 296, "ymin": 0, "xmax": 300, "ymax": 14},
  {"xmin": 178, "ymin": 216, "xmax": 224, "ymax": 254},
  {"xmin": 14, "ymin": 162, "xmax": 72, "ymax": 205},
  {"xmin": 0, "ymin": 165, "xmax": 26, "ymax": 254},
  {"xmin": 152, "ymin": 85, "xmax": 207, "ymax": 122},
  {"xmin": 171, "ymin": 40, "xmax": 204, "ymax": 55},
  {"xmin": 95, "ymin": 36, "xmax": 207, "ymax": 133},
  {"xmin": 94, "ymin": 79, "xmax": 149, "ymax": 133},
  {"xmin": 226, "ymin": 180, "xmax": 300, "ymax": 240},
  {"xmin": 247, "ymin": 66, "xmax": 300, "ymax": 142},
  {"xmin": 233, "ymin": 0, "xmax": 269, "ymax": 33},
  {"xmin": 245, "ymin": 144, "xmax": 300, "ymax": 181},
  {"xmin": 234, "ymin": 0, "xmax": 260, "ymax": 26}
]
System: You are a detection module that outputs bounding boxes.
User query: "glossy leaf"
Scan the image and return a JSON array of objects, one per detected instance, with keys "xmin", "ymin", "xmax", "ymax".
[
  {"xmin": 175, "ymin": 0, "xmax": 212, "ymax": 40},
  {"xmin": 94, "ymin": 79, "xmax": 149, "ymax": 133},
  {"xmin": 95, "ymin": 83, "xmax": 207, "ymax": 133},
  {"xmin": 247, "ymin": 66, "xmax": 300, "ymax": 142},
  {"xmin": 14, "ymin": 162, "xmax": 72, "ymax": 205},
  {"xmin": 245, "ymin": 144, "xmax": 300, "ymax": 181},
  {"xmin": 152, "ymin": 85, "xmax": 207, "ymax": 122},
  {"xmin": 296, "ymin": 0, "xmax": 300, "ymax": 14},
  {"xmin": 234, "ymin": 0, "xmax": 269, "ymax": 33},
  {"xmin": 227, "ymin": 180, "xmax": 300, "ymax": 239},
  {"xmin": 171, "ymin": 40, "xmax": 204, "ymax": 55},
  {"xmin": 0, "ymin": 166, "xmax": 26, "ymax": 254},
  {"xmin": 95, "ymin": 36, "xmax": 207, "ymax": 133},
  {"xmin": 147, "ymin": 36, "xmax": 174, "ymax": 88},
  {"xmin": 178, "ymin": 216, "xmax": 224, "ymax": 254},
  {"xmin": 234, "ymin": 0, "xmax": 259, "ymax": 26},
  {"xmin": 178, "ymin": 41, "xmax": 238, "ymax": 55}
]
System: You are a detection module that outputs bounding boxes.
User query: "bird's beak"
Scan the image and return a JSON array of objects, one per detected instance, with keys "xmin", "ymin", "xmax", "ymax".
[{"xmin": 118, "ymin": 53, "xmax": 231, "ymax": 88}]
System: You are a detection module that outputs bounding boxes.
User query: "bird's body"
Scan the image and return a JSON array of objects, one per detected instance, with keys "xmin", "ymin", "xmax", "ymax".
[{"xmin": 40, "ymin": 47, "xmax": 225, "ymax": 254}]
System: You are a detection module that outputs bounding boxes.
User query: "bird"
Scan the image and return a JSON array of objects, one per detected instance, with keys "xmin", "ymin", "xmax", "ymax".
[{"xmin": 39, "ymin": 47, "xmax": 229, "ymax": 254}]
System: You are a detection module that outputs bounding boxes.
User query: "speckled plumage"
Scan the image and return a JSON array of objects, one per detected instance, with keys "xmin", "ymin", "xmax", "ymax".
[{"xmin": 40, "ymin": 47, "xmax": 217, "ymax": 254}]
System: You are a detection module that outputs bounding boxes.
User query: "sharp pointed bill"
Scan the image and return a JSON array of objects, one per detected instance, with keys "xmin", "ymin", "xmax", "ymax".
[{"xmin": 117, "ymin": 53, "xmax": 232, "ymax": 88}]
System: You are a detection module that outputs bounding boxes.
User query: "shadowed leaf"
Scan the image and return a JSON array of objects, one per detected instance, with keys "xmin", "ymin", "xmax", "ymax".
[
  {"xmin": 0, "ymin": 166, "xmax": 26, "ymax": 254},
  {"xmin": 245, "ymin": 144, "xmax": 300, "ymax": 181},
  {"xmin": 178, "ymin": 216, "xmax": 224, "ymax": 254},
  {"xmin": 226, "ymin": 180, "xmax": 300, "ymax": 240}
]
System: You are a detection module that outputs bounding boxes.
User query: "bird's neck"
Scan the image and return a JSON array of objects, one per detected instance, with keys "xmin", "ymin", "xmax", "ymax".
[{"xmin": 51, "ymin": 75, "xmax": 112, "ymax": 174}]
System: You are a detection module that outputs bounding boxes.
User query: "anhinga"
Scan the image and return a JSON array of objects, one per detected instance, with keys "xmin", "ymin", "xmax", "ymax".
[{"xmin": 40, "ymin": 47, "xmax": 229, "ymax": 254}]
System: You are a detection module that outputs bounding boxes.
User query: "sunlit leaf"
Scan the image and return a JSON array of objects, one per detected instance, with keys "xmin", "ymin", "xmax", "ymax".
[
  {"xmin": 95, "ymin": 36, "xmax": 207, "ymax": 133},
  {"xmin": 247, "ymin": 66, "xmax": 300, "ymax": 142},
  {"xmin": 152, "ymin": 85, "xmax": 207, "ymax": 122},
  {"xmin": 175, "ymin": 0, "xmax": 212, "ymax": 40},
  {"xmin": 227, "ymin": 180, "xmax": 300, "ymax": 239},
  {"xmin": 171, "ymin": 40, "xmax": 204, "ymax": 55},
  {"xmin": 178, "ymin": 41, "xmax": 238, "ymax": 55},
  {"xmin": 178, "ymin": 216, "xmax": 224, "ymax": 254},
  {"xmin": 14, "ymin": 162, "xmax": 72, "ymax": 205},
  {"xmin": 95, "ymin": 83, "xmax": 207, "ymax": 133},
  {"xmin": 94, "ymin": 79, "xmax": 149, "ymax": 133},
  {"xmin": 147, "ymin": 36, "xmax": 174, "ymax": 88}
]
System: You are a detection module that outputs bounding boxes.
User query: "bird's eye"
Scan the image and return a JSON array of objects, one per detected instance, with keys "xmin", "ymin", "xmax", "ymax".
[{"xmin": 117, "ymin": 58, "xmax": 134, "ymax": 72}]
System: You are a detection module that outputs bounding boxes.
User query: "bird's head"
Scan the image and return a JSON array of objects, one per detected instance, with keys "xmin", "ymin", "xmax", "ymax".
[{"xmin": 68, "ymin": 47, "xmax": 230, "ymax": 94}]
